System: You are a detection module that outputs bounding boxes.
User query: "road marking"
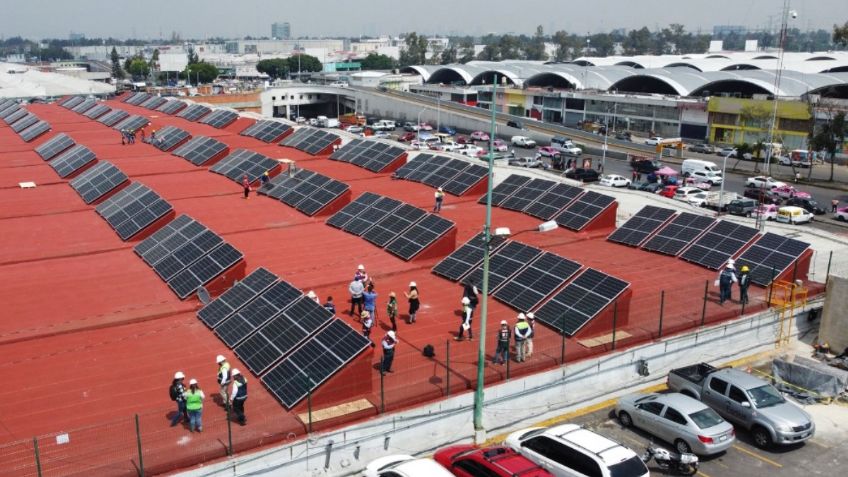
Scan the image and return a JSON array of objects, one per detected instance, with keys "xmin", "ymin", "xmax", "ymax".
[
  {"xmin": 808, "ymin": 439, "xmax": 831, "ymax": 449},
  {"xmin": 732, "ymin": 445, "xmax": 783, "ymax": 467},
  {"xmin": 697, "ymin": 471, "xmax": 713, "ymax": 477}
]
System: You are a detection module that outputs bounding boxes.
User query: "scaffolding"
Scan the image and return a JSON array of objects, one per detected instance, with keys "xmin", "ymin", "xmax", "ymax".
[{"xmin": 769, "ymin": 279, "xmax": 808, "ymax": 348}]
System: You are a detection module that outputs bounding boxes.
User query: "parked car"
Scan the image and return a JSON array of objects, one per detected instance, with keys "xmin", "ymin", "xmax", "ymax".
[
  {"xmin": 566, "ymin": 168, "xmax": 599, "ymax": 182},
  {"xmin": 777, "ymin": 155, "xmax": 792, "ymax": 166},
  {"xmin": 455, "ymin": 135, "xmax": 471, "ymax": 144},
  {"xmin": 836, "ymin": 206, "xmax": 848, "ymax": 221},
  {"xmin": 551, "ymin": 136, "xmax": 582, "ymax": 156},
  {"xmin": 614, "ymin": 131, "xmax": 632, "ymax": 141},
  {"xmin": 398, "ymin": 132, "xmax": 417, "ymax": 142},
  {"xmin": 459, "ymin": 145, "xmax": 485, "ymax": 157},
  {"xmin": 403, "ymin": 122, "xmax": 420, "ymax": 132},
  {"xmin": 726, "ymin": 198, "xmax": 758, "ymax": 217},
  {"xmin": 673, "ymin": 186, "xmax": 704, "ymax": 203},
  {"xmin": 364, "ymin": 455, "xmax": 454, "ymax": 477},
  {"xmin": 687, "ymin": 192, "xmax": 710, "ymax": 207},
  {"xmin": 640, "ymin": 182, "xmax": 664, "ymax": 193},
  {"xmin": 659, "ymin": 185, "xmax": 679, "ymax": 198},
  {"xmin": 743, "ymin": 188, "xmax": 779, "ymax": 204},
  {"xmin": 600, "ymin": 174, "xmax": 631, "ymax": 188},
  {"xmin": 777, "ymin": 206, "xmax": 814, "ymax": 224},
  {"xmin": 438, "ymin": 125, "xmax": 457, "ymax": 135},
  {"xmin": 470, "ymin": 131, "xmax": 490, "ymax": 141},
  {"xmin": 418, "ymin": 122, "xmax": 434, "ymax": 131},
  {"xmin": 372, "ymin": 131, "xmax": 391, "ymax": 139},
  {"xmin": 344, "ymin": 125, "xmax": 364, "ymax": 134},
  {"xmin": 511, "ymin": 136, "xmax": 537, "ymax": 148},
  {"xmin": 784, "ymin": 197, "xmax": 826, "ymax": 215},
  {"xmin": 756, "ymin": 203, "xmax": 779, "ymax": 221},
  {"xmin": 492, "ymin": 139, "xmax": 509, "ymax": 152},
  {"xmin": 688, "ymin": 143, "xmax": 716, "ymax": 154},
  {"xmin": 717, "ymin": 146, "xmax": 737, "ymax": 157},
  {"xmin": 439, "ymin": 142, "xmax": 463, "ymax": 152},
  {"xmin": 628, "ymin": 181, "xmax": 648, "ymax": 190},
  {"xmin": 667, "ymin": 363, "xmax": 815, "ymax": 448},
  {"xmin": 683, "ymin": 177, "xmax": 711, "ymax": 190},
  {"xmin": 645, "ymin": 136, "xmax": 664, "ymax": 145},
  {"xmin": 506, "ymin": 120, "xmax": 524, "ymax": 129},
  {"xmin": 616, "ymin": 392, "xmax": 735, "ymax": 455},
  {"xmin": 745, "ymin": 176, "xmax": 786, "ymax": 189},
  {"xmin": 769, "ymin": 185, "xmax": 809, "ymax": 200},
  {"xmin": 433, "ymin": 445, "xmax": 552, "ymax": 477},
  {"xmin": 508, "ymin": 156, "xmax": 543, "ymax": 168},
  {"xmin": 409, "ymin": 140, "xmax": 430, "ymax": 150},
  {"xmin": 688, "ymin": 170, "xmax": 723, "ymax": 185},
  {"xmin": 505, "ymin": 424, "xmax": 649, "ymax": 477},
  {"xmin": 308, "ymin": 118, "xmax": 318, "ymax": 126},
  {"xmin": 630, "ymin": 158, "xmax": 661, "ymax": 174},
  {"xmin": 537, "ymin": 146, "xmax": 559, "ymax": 157}
]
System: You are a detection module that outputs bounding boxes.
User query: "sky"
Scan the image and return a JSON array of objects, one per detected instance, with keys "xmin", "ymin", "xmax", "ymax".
[{"xmin": 0, "ymin": 0, "xmax": 844, "ymax": 40}]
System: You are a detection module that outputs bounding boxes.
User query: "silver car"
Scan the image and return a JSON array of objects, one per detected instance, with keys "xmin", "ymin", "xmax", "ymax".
[{"xmin": 615, "ymin": 392, "xmax": 735, "ymax": 456}]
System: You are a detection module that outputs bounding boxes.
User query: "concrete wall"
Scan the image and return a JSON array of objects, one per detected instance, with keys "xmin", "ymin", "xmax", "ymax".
[
  {"xmin": 819, "ymin": 275, "xmax": 848, "ymax": 351},
  {"xmin": 180, "ymin": 298, "xmax": 822, "ymax": 477}
]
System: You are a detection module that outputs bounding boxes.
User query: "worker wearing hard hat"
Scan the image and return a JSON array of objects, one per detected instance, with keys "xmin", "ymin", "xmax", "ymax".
[
  {"xmin": 715, "ymin": 259, "xmax": 738, "ymax": 305},
  {"xmin": 229, "ymin": 369, "xmax": 248, "ymax": 426},
  {"xmin": 216, "ymin": 355, "xmax": 231, "ymax": 406},
  {"xmin": 185, "ymin": 378, "xmax": 205, "ymax": 433},
  {"xmin": 738, "ymin": 265, "xmax": 751, "ymax": 305},
  {"xmin": 514, "ymin": 313, "xmax": 532, "ymax": 362},
  {"xmin": 434, "ymin": 187, "xmax": 445, "ymax": 213},
  {"xmin": 455, "ymin": 296, "xmax": 473, "ymax": 341},
  {"xmin": 493, "ymin": 320, "xmax": 511, "ymax": 365},
  {"xmin": 169, "ymin": 371, "xmax": 188, "ymax": 427},
  {"xmin": 381, "ymin": 330, "xmax": 397, "ymax": 375}
]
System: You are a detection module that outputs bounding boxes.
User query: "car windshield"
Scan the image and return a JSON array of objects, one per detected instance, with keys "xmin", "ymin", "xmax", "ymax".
[
  {"xmin": 747, "ymin": 384, "xmax": 785, "ymax": 408},
  {"xmin": 609, "ymin": 455, "xmax": 649, "ymax": 477},
  {"xmin": 688, "ymin": 408, "xmax": 724, "ymax": 429}
]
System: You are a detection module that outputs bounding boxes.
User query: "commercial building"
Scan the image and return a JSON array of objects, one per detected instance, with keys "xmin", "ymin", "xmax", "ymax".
[{"xmin": 271, "ymin": 21, "xmax": 291, "ymax": 40}]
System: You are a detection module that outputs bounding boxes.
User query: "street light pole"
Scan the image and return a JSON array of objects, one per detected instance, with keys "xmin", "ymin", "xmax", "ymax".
[
  {"xmin": 764, "ymin": 0, "xmax": 795, "ymax": 176},
  {"xmin": 718, "ymin": 150, "xmax": 733, "ymax": 215}
]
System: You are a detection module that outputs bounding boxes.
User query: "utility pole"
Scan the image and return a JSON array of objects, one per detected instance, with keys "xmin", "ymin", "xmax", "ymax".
[{"xmin": 764, "ymin": 0, "xmax": 796, "ymax": 176}]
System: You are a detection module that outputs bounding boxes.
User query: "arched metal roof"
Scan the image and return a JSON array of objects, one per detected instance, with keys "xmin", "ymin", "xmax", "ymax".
[{"xmin": 398, "ymin": 65, "xmax": 441, "ymax": 82}]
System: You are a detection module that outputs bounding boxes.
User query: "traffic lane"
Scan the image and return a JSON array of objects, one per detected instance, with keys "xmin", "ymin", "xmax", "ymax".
[{"xmin": 569, "ymin": 405, "xmax": 842, "ymax": 477}]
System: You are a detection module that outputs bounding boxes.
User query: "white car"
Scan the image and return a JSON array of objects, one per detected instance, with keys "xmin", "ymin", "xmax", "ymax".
[
  {"xmin": 673, "ymin": 186, "xmax": 704, "ymax": 202},
  {"xmin": 511, "ymin": 136, "xmax": 537, "ymax": 148},
  {"xmin": 372, "ymin": 131, "xmax": 391, "ymax": 139},
  {"xmin": 364, "ymin": 455, "xmax": 453, "ymax": 477},
  {"xmin": 505, "ymin": 424, "xmax": 649, "ymax": 477},
  {"xmin": 835, "ymin": 207, "xmax": 848, "ymax": 221},
  {"xmin": 745, "ymin": 176, "xmax": 786, "ymax": 189},
  {"xmin": 687, "ymin": 192, "xmax": 709, "ymax": 207},
  {"xmin": 645, "ymin": 136, "xmax": 664, "ymax": 145},
  {"xmin": 776, "ymin": 206, "xmax": 814, "ymax": 225},
  {"xmin": 688, "ymin": 170, "xmax": 723, "ymax": 185},
  {"xmin": 600, "ymin": 174, "xmax": 631, "ymax": 188},
  {"xmin": 777, "ymin": 155, "xmax": 792, "ymax": 166},
  {"xmin": 344, "ymin": 125, "xmax": 364, "ymax": 134},
  {"xmin": 460, "ymin": 145, "xmax": 485, "ymax": 157},
  {"xmin": 439, "ymin": 142, "xmax": 463, "ymax": 152}
]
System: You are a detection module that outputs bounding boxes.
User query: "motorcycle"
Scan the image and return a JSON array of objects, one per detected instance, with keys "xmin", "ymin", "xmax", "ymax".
[{"xmin": 641, "ymin": 443, "xmax": 699, "ymax": 475}]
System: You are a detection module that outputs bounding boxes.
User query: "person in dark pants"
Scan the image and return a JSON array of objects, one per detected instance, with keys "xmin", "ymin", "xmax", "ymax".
[
  {"xmin": 455, "ymin": 297, "xmax": 473, "ymax": 341},
  {"xmin": 404, "ymin": 282, "xmax": 420, "ymax": 324},
  {"xmin": 493, "ymin": 320, "xmax": 511, "ymax": 365},
  {"xmin": 261, "ymin": 171, "xmax": 270, "ymax": 185},
  {"xmin": 832, "ymin": 198, "xmax": 839, "ymax": 213},
  {"xmin": 323, "ymin": 296, "xmax": 336, "ymax": 315},
  {"xmin": 716, "ymin": 261, "xmax": 738, "ymax": 305},
  {"xmin": 169, "ymin": 371, "xmax": 188, "ymax": 426},
  {"xmin": 121, "ymin": 130, "xmax": 126, "ymax": 145},
  {"xmin": 349, "ymin": 278, "xmax": 364, "ymax": 318},
  {"xmin": 229, "ymin": 369, "xmax": 248, "ymax": 426},
  {"xmin": 462, "ymin": 283, "xmax": 479, "ymax": 312},
  {"xmin": 381, "ymin": 331, "xmax": 397, "ymax": 374},
  {"xmin": 386, "ymin": 292, "xmax": 398, "ymax": 331},
  {"xmin": 361, "ymin": 311, "xmax": 373, "ymax": 339},
  {"xmin": 434, "ymin": 187, "xmax": 444, "ymax": 212},
  {"xmin": 242, "ymin": 175, "xmax": 251, "ymax": 199},
  {"xmin": 738, "ymin": 265, "xmax": 751, "ymax": 305}
]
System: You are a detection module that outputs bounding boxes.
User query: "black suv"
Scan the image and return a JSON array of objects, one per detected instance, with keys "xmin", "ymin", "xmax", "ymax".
[
  {"xmin": 785, "ymin": 197, "xmax": 826, "ymax": 215},
  {"xmin": 566, "ymin": 168, "xmax": 599, "ymax": 182},
  {"xmin": 506, "ymin": 120, "xmax": 525, "ymax": 130},
  {"xmin": 726, "ymin": 198, "xmax": 757, "ymax": 217},
  {"xmin": 743, "ymin": 188, "xmax": 778, "ymax": 204}
]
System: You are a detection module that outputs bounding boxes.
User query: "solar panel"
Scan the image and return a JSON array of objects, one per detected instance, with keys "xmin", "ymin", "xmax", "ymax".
[
  {"xmin": 607, "ymin": 206, "xmax": 677, "ymax": 247},
  {"xmin": 481, "ymin": 175, "xmax": 532, "ymax": 206},
  {"xmin": 210, "ymin": 149, "xmax": 279, "ymax": 183},
  {"xmin": 385, "ymin": 214, "xmax": 455, "ymax": 261},
  {"xmin": 119, "ymin": 92, "xmax": 139, "ymax": 103},
  {"xmin": 493, "ymin": 252, "xmax": 582, "ymax": 312},
  {"xmin": 48, "ymin": 144, "xmax": 96, "ymax": 178},
  {"xmin": 535, "ymin": 268, "xmax": 629, "ymax": 336},
  {"xmin": 95, "ymin": 183, "xmax": 173, "ymax": 240},
  {"xmin": 176, "ymin": 104, "xmax": 212, "ymax": 122},
  {"xmin": 134, "ymin": 215, "xmax": 208, "ymax": 266},
  {"xmin": 262, "ymin": 319, "xmax": 371, "ymax": 408},
  {"xmin": 19, "ymin": 121, "xmax": 51, "ymax": 142},
  {"xmin": 197, "ymin": 267, "xmax": 279, "ymax": 328},
  {"xmin": 267, "ymin": 169, "xmax": 350, "ymax": 216},
  {"xmin": 524, "ymin": 183, "xmax": 585, "ymax": 220},
  {"xmin": 171, "ymin": 136, "xmax": 228, "ymax": 165},
  {"xmin": 3, "ymin": 108, "xmax": 27, "ymax": 124},
  {"xmin": 442, "ymin": 163, "xmax": 488, "ymax": 196},
  {"xmin": 153, "ymin": 229, "xmax": 224, "ymax": 281},
  {"xmin": 151, "ymin": 126, "xmax": 190, "ymax": 151},
  {"xmin": 431, "ymin": 232, "xmax": 507, "ymax": 281},
  {"xmin": 217, "ymin": 281, "xmax": 305, "ymax": 350},
  {"xmin": 405, "ymin": 154, "xmax": 449, "ymax": 183},
  {"xmin": 68, "ymin": 161, "xmax": 128, "ymax": 204},
  {"xmin": 279, "ymin": 127, "xmax": 339, "ymax": 155},
  {"xmin": 462, "ymin": 241, "xmax": 544, "ymax": 290},
  {"xmin": 297, "ymin": 179, "xmax": 349, "ymax": 216},
  {"xmin": 112, "ymin": 115, "xmax": 150, "ymax": 132},
  {"xmin": 83, "ymin": 103, "xmax": 111, "ymax": 119},
  {"xmin": 342, "ymin": 196, "xmax": 403, "ymax": 236},
  {"xmin": 11, "ymin": 114, "xmax": 39, "ymax": 133},
  {"xmin": 329, "ymin": 138, "xmax": 365, "ymax": 162},
  {"xmin": 125, "ymin": 92, "xmax": 151, "ymax": 105},
  {"xmin": 554, "ymin": 191, "xmax": 616, "ymax": 231},
  {"xmin": 133, "ymin": 214, "xmax": 195, "ymax": 261},
  {"xmin": 167, "ymin": 243, "xmax": 243, "ymax": 299},
  {"xmin": 157, "ymin": 100, "xmax": 187, "ymax": 115},
  {"xmin": 276, "ymin": 170, "xmax": 318, "ymax": 206},
  {"xmin": 199, "ymin": 109, "xmax": 238, "ymax": 128},
  {"xmin": 328, "ymin": 139, "xmax": 405, "ymax": 172},
  {"xmin": 0, "ymin": 99, "xmax": 14, "ymax": 110},
  {"xmin": 326, "ymin": 192, "xmax": 382, "ymax": 229},
  {"xmin": 361, "ymin": 204, "xmax": 427, "ymax": 247},
  {"xmin": 641, "ymin": 213, "xmax": 716, "ymax": 256},
  {"xmin": 239, "ymin": 120, "xmax": 292, "ymax": 143},
  {"xmin": 70, "ymin": 98, "xmax": 97, "ymax": 114},
  {"xmin": 35, "ymin": 133, "xmax": 74, "ymax": 161},
  {"xmin": 139, "ymin": 96, "xmax": 167, "ymax": 110},
  {"xmin": 420, "ymin": 157, "xmax": 469, "ymax": 189},
  {"xmin": 97, "ymin": 109, "xmax": 129, "ymax": 126},
  {"xmin": 61, "ymin": 96, "xmax": 85, "ymax": 109},
  {"xmin": 735, "ymin": 232, "xmax": 810, "ymax": 286},
  {"xmin": 500, "ymin": 178, "xmax": 557, "ymax": 212},
  {"xmin": 394, "ymin": 154, "xmax": 432, "ymax": 179},
  {"xmin": 679, "ymin": 221, "xmax": 760, "ymax": 270}
]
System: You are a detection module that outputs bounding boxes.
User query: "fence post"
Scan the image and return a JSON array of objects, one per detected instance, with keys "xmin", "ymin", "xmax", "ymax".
[
  {"xmin": 560, "ymin": 315, "xmax": 566, "ymax": 365},
  {"xmin": 506, "ymin": 348, "xmax": 511, "ymax": 380},
  {"xmin": 33, "ymin": 437, "xmax": 43, "ymax": 477},
  {"xmin": 658, "ymin": 290, "xmax": 665, "ymax": 338},
  {"xmin": 768, "ymin": 265, "xmax": 777, "ymax": 304},
  {"xmin": 135, "ymin": 414, "xmax": 144, "ymax": 477},
  {"xmin": 792, "ymin": 260, "xmax": 798, "ymax": 283},
  {"xmin": 826, "ymin": 251, "xmax": 833, "ymax": 287},
  {"xmin": 445, "ymin": 339, "xmax": 451, "ymax": 397},
  {"xmin": 611, "ymin": 301, "xmax": 618, "ymax": 351},
  {"xmin": 226, "ymin": 403, "xmax": 233, "ymax": 456},
  {"xmin": 379, "ymin": 358, "xmax": 385, "ymax": 413},
  {"xmin": 307, "ymin": 389, "xmax": 313, "ymax": 433},
  {"xmin": 700, "ymin": 280, "xmax": 709, "ymax": 327}
]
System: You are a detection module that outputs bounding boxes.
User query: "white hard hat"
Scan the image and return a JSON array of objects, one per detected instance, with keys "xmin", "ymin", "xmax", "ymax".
[
  {"xmin": 216, "ymin": 355, "xmax": 226, "ymax": 363},
  {"xmin": 387, "ymin": 330, "xmax": 396, "ymax": 339},
  {"xmin": 438, "ymin": 187, "xmax": 443, "ymax": 192},
  {"xmin": 409, "ymin": 281, "xmax": 416, "ymax": 287},
  {"xmin": 461, "ymin": 297, "xmax": 470, "ymax": 305},
  {"xmin": 526, "ymin": 312, "xmax": 535, "ymax": 320},
  {"xmin": 727, "ymin": 258, "xmax": 736, "ymax": 265},
  {"xmin": 231, "ymin": 369, "xmax": 241, "ymax": 376},
  {"xmin": 518, "ymin": 313, "xmax": 526, "ymax": 320},
  {"xmin": 500, "ymin": 320, "xmax": 508, "ymax": 325},
  {"xmin": 189, "ymin": 379, "xmax": 198, "ymax": 385},
  {"xmin": 307, "ymin": 290, "xmax": 317, "ymax": 298},
  {"xmin": 358, "ymin": 264, "xmax": 365, "ymax": 270},
  {"xmin": 174, "ymin": 371, "xmax": 185, "ymax": 380}
]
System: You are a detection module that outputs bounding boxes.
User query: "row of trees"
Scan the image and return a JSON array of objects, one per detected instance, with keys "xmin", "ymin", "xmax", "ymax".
[
  {"xmin": 111, "ymin": 45, "xmax": 220, "ymax": 84},
  {"xmin": 255, "ymin": 54, "xmax": 323, "ymax": 79}
]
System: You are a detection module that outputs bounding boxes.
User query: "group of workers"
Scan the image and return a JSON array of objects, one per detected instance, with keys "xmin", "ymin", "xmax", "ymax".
[
  {"xmin": 716, "ymin": 259, "xmax": 752, "ymax": 305},
  {"xmin": 168, "ymin": 355, "xmax": 248, "ymax": 433}
]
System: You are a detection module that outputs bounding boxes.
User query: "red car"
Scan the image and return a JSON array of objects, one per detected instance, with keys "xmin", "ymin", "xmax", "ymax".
[
  {"xmin": 434, "ymin": 445, "xmax": 552, "ymax": 477},
  {"xmin": 398, "ymin": 132, "xmax": 417, "ymax": 142},
  {"xmin": 455, "ymin": 135, "xmax": 471, "ymax": 144},
  {"xmin": 658, "ymin": 184, "xmax": 678, "ymax": 198}
]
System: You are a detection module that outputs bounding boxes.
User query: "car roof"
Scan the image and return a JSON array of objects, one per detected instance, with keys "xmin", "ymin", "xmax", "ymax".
[
  {"xmin": 545, "ymin": 424, "xmax": 636, "ymax": 466},
  {"xmin": 779, "ymin": 206, "xmax": 806, "ymax": 213},
  {"xmin": 646, "ymin": 392, "xmax": 711, "ymax": 413},
  {"xmin": 712, "ymin": 368, "xmax": 769, "ymax": 388}
]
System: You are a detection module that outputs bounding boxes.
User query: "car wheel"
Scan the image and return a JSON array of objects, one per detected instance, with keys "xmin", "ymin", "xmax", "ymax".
[
  {"xmin": 838, "ymin": 215, "xmax": 845, "ymax": 222},
  {"xmin": 675, "ymin": 439, "xmax": 692, "ymax": 455},
  {"xmin": 618, "ymin": 411, "xmax": 633, "ymax": 427},
  {"xmin": 752, "ymin": 426, "xmax": 773, "ymax": 449}
]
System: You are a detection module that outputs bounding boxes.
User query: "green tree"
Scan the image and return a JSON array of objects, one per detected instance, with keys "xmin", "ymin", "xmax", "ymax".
[
  {"xmin": 589, "ymin": 33, "xmax": 615, "ymax": 57},
  {"xmin": 256, "ymin": 58, "xmax": 290, "ymax": 78},
  {"xmin": 399, "ymin": 32, "xmax": 428, "ymax": 66},
  {"xmin": 126, "ymin": 57, "xmax": 150, "ymax": 79},
  {"xmin": 809, "ymin": 109, "xmax": 846, "ymax": 181},
  {"xmin": 524, "ymin": 25, "xmax": 547, "ymax": 61},
  {"xmin": 33, "ymin": 43, "xmax": 72, "ymax": 61},
  {"xmin": 187, "ymin": 45, "xmax": 199, "ymax": 65},
  {"xmin": 458, "ymin": 39, "xmax": 475, "ymax": 63},
  {"xmin": 552, "ymin": 30, "xmax": 573, "ymax": 61},
  {"xmin": 439, "ymin": 46, "xmax": 457, "ymax": 65},
  {"xmin": 623, "ymin": 27, "xmax": 652, "ymax": 55},
  {"xmin": 497, "ymin": 34, "xmax": 521, "ymax": 59},
  {"xmin": 181, "ymin": 62, "xmax": 219, "ymax": 85},
  {"xmin": 287, "ymin": 54, "xmax": 322, "ymax": 73},
  {"xmin": 150, "ymin": 48, "xmax": 160, "ymax": 67},
  {"xmin": 834, "ymin": 21, "xmax": 848, "ymax": 47},
  {"xmin": 110, "ymin": 46, "xmax": 124, "ymax": 79},
  {"xmin": 360, "ymin": 53, "xmax": 395, "ymax": 70}
]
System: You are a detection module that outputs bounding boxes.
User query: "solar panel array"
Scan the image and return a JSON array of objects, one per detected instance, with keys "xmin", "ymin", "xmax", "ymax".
[
  {"xmin": 327, "ymin": 192, "xmax": 456, "ymax": 261},
  {"xmin": 0, "ymin": 106, "xmax": 21, "ymax": 122},
  {"xmin": 735, "ymin": 233, "xmax": 810, "ymax": 286},
  {"xmin": 70, "ymin": 99, "xmax": 97, "ymax": 114},
  {"xmin": 239, "ymin": 120, "xmax": 292, "ymax": 143},
  {"xmin": 262, "ymin": 319, "xmax": 371, "ymax": 408},
  {"xmin": 679, "ymin": 221, "xmax": 760, "ymax": 270},
  {"xmin": 210, "ymin": 149, "xmax": 279, "ymax": 183},
  {"xmin": 83, "ymin": 103, "xmax": 111, "ymax": 119},
  {"xmin": 199, "ymin": 109, "xmax": 239, "ymax": 128},
  {"xmin": 431, "ymin": 232, "xmax": 507, "ymax": 281},
  {"xmin": 0, "ymin": 102, "xmax": 19, "ymax": 116},
  {"xmin": 258, "ymin": 168, "xmax": 350, "ymax": 216},
  {"xmin": 97, "ymin": 109, "xmax": 129, "ymax": 126},
  {"xmin": 641, "ymin": 213, "xmax": 716, "ymax": 256},
  {"xmin": 176, "ymin": 103, "xmax": 212, "ymax": 121},
  {"xmin": 35, "ymin": 133, "xmax": 75, "ymax": 161},
  {"xmin": 554, "ymin": 191, "xmax": 617, "ymax": 231},
  {"xmin": 151, "ymin": 125, "xmax": 190, "ymax": 151},
  {"xmin": 171, "ymin": 136, "xmax": 228, "ymax": 165},
  {"xmin": 329, "ymin": 138, "xmax": 406, "ymax": 172},
  {"xmin": 4, "ymin": 108, "xmax": 28, "ymax": 125},
  {"xmin": 220, "ymin": 281, "xmax": 305, "ymax": 350},
  {"xmin": 133, "ymin": 214, "xmax": 243, "ymax": 299},
  {"xmin": 501, "ymin": 178, "xmax": 557, "ymax": 212},
  {"xmin": 607, "ymin": 206, "xmax": 677, "ymax": 247},
  {"xmin": 197, "ymin": 267, "xmax": 279, "ymax": 328},
  {"xmin": 524, "ymin": 183, "xmax": 585, "ymax": 220},
  {"xmin": 140, "ymin": 96, "xmax": 167, "ymax": 110},
  {"xmin": 125, "ymin": 92, "xmax": 151, "ymax": 105},
  {"xmin": 19, "ymin": 121, "xmax": 51, "ymax": 142},
  {"xmin": 119, "ymin": 92, "xmax": 140, "ymax": 103},
  {"xmin": 68, "ymin": 161, "xmax": 128, "ymax": 204},
  {"xmin": 493, "ymin": 252, "xmax": 582, "ymax": 312},
  {"xmin": 48, "ymin": 144, "xmax": 97, "ymax": 178},
  {"xmin": 462, "ymin": 241, "xmax": 545, "ymax": 290},
  {"xmin": 11, "ymin": 114, "xmax": 39, "ymax": 132},
  {"xmin": 112, "ymin": 115, "xmax": 150, "ymax": 132},
  {"xmin": 95, "ymin": 182, "xmax": 173, "ymax": 240},
  {"xmin": 394, "ymin": 153, "xmax": 488, "ymax": 196},
  {"xmin": 157, "ymin": 100, "xmax": 186, "ymax": 115},
  {"xmin": 0, "ymin": 98, "xmax": 14, "ymax": 110},
  {"xmin": 60, "ymin": 96, "xmax": 85, "ymax": 109},
  {"xmin": 279, "ymin": 127, "xmax": 340, "ymax": 155},
  {"xmin": 481, "ymin": 174, "xmax": 532, "ymax": 206},
  {"xmin": 535, "ymin": 268, "xmax": 630, "ymax": 336}
]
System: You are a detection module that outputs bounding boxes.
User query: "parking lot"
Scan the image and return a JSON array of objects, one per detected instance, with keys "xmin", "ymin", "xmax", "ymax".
[{"xmin": 566, "ymin": 397, "xmax": 847, "ymax": 476}]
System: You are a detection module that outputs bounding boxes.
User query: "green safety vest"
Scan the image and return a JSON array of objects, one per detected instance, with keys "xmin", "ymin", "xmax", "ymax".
[{"xmin": 185, "ymin": 390, "xmax": 203, "ymax": 411}]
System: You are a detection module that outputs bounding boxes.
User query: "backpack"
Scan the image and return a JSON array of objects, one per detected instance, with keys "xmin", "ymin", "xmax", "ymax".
[
  {"xmin": 423, "ymin": 344, "xmax": 435, "ymax": 358},
  {"xmin": 169, "ymin": 384, "xmax": 179, "ymax": 401}
]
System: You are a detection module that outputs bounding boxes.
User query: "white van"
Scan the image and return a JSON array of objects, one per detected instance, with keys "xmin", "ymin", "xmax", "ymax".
[{"xmin": 682, "ymin": 159, "xmax": 722, "ymax": 178}]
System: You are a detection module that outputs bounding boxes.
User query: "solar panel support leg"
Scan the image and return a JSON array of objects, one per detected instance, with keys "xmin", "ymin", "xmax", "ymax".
[
  {"xmin": 445, "ymin": 340, "xmax": 451, "ymax": 397},
  {"xmin": 307, "ymin": 389, "xmax": 313, "ymax": 434},
  {"xmin": 33, "ymin": 437, "xmax": 43, "ymax": 477},
  {"xmin": 658, "ymin": 291, "xmax": 665, "ymax": 339},
  {"xmin": 700, "ymin": 280, "xmax": 709, "ymax": 327},
  {"xmin": 611, "ymin": 302, "xmax": 618, "ymax": 351},
  {"xmin": 135, "ymin": 414, "xmax": 145, "ymax": 477},
  {"xmin": 768, "ymin": 266, "xmax": 777, "ymax": 304},
  {"xmin": 792, "ymin": 260, "xmax": 798, "ymax": 283}
]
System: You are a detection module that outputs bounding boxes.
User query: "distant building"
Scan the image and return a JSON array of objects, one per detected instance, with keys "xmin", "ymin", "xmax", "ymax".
[
  {"xmin": 69, "ymin": 32, "xmax": 85, "ymax": 42},
  {"xmin": 713, "ymin": 25, "xmax": 747, "ymax": 36},
  {"xmin": 272, "ymin": 22, "xmax": 291, "ymax": 40}
]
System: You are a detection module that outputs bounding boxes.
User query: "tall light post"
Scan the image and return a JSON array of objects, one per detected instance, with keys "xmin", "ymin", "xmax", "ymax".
[
  {"xmin": 717, "ymin": 149, "xmax": 734, "ymax": 215},
  {"xmin": 764, "ymin": 0, "xmax": 797, "ymax": 175}
]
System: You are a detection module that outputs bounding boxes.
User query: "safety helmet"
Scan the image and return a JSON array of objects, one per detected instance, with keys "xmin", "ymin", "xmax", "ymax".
[
  {"xmin": 361, "ymin": 311, "xmax": 370, "ymax": 318},
  {"xmin": 437, "ymin": 187, "xmax": 443, "ymax": 192},
  {"xmin": 231, "ymin": 369, "xmax": 241, "ymax": 376},
  {"xmin": 461, "ymin": 297, "xmax": 470, "ymax": 305},
  {"xmin": 174, "ymin": 371, "xmax": 185, "ymax": 380},
  {"xmin": 409, "ymin": 281, "xmax": 416, "ymax": 287},
  {"xmin": 307, "ymin": 290, "xmax": 317, "ymax": 299},
  {"xmin": 500, "ymin": 320, "xmax": 508, "ymax": 325},
  {"xmin": 387, "ymin": 330, "xmax": 396, "ymax": 339},
  {"xmin": 741, "ymin": 265, "xmax": 750, "ymax": 272},
  {"xmin": 189, "ymin": 379, "xmax": 198, "ymax": 385},
  {"xmin": 216, "ymin": 355, "xmax": 226, "ymax": 363},
  {"xmin": 389, "ymin": 291, "xmax": 396, "ymax": 297},
  {"xmin": 517, "ymin": 313, "xmax": 526, "ymax": 320},
  {"xmin": 727, "ymin": 258, "xmax": 736, "ymax": 266},
  {"xmin": 526, "ymin": 312, "xmax": 535, "ymax": 320},
  {"xmin": 358, "ymin": 264, "xmax": 365, "ymax": 270}
]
